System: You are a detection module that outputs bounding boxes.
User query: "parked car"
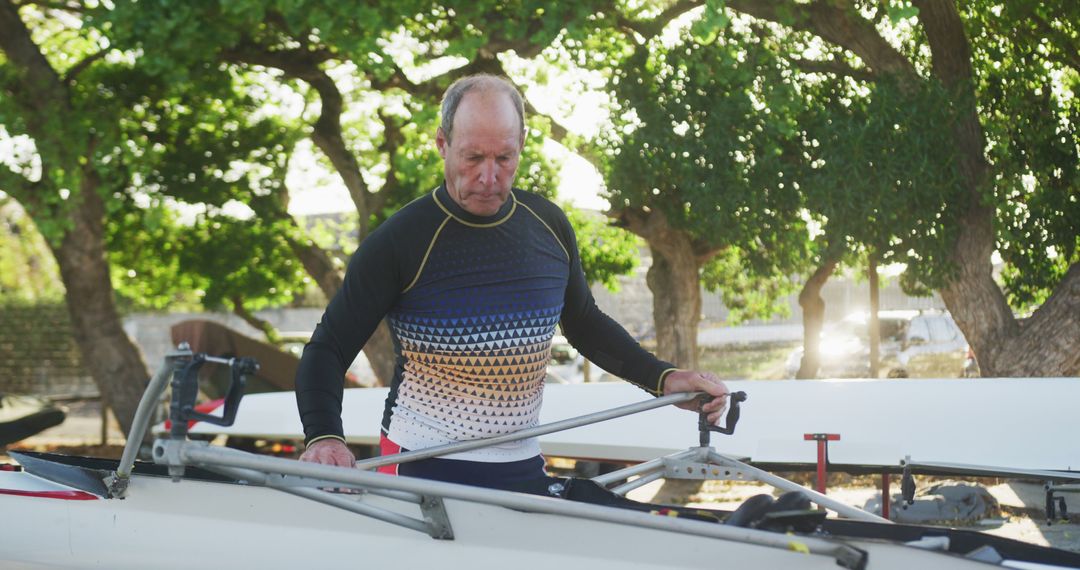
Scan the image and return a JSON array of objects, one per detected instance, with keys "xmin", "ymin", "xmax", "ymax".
[{"xmin": 785, "ymin": 310, "xmax": 969, "ymax": 379}]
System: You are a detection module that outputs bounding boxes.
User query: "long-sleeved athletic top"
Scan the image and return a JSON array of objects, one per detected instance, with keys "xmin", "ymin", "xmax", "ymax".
[{"xmin": 296, "ymin": 184, "xmax": 677, "ymax": 462}]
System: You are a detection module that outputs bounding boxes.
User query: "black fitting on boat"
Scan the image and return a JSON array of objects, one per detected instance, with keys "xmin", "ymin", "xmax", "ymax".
[
  {"xmin": 901, "ymin": 461, "xmax": 916, "ymax": 505},
  {"xmin": 698, "ymin": 391, "xmax": 747, "ymax": 447},
  {"xmin": 169, "ymin": 353, "xmax": 258, "ymax": 439}
]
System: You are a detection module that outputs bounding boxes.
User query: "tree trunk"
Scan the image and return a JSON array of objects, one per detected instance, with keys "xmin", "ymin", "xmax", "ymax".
[
  {"xmin": 227, "ymin": 46, "xmax": 399, "ymax": 384},
  {"xmin": 616, "ymin": 208, "xmax": 714, "ymax": 370},
  {"xmin": 797, "ymin": 256, "xmax": 840, "ymax": 379},
  {"xmin": 868, "ymin": 254, "xmax": 880, "ymax": 377},
  {"xmin": 645, "ymin": 247, "xmax": 702, "ymax": 369},
  {"xmin": 49, "ymin": 186, "xmax": 149, "ymax": 435}
]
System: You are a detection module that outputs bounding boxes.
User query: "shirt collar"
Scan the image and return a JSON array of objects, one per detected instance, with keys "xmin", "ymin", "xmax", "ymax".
[{"xmin": 433, "ymin": 183, "xmax": 516, "ymax": 226}]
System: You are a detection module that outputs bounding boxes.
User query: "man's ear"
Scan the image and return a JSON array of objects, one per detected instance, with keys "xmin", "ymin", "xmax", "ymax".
[{"xmin": 435, "ymin": 127, "xmax": 449, "ymax": 159}]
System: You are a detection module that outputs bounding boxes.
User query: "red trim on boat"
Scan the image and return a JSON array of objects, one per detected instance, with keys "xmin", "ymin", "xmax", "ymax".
[
  {"xmin": 163, "ymin": 398, "xmax": 225, "ymax": 430},
  {"xmin": 0, "ymin": 488, "xmax": 100, "ymax": 500}
]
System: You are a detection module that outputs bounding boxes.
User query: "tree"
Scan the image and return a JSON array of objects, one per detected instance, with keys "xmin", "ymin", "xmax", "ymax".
[
  {"xmin": 793, "ymin": 77, "xmax": 964, "ymax": 377},
  {"xmin": 713, "ymin": 0, "xmax": 1079, "ymax": 376},
  {"xmin": 98, "ymin": 0, "xmax": 637, "ymax": 382},
  {"xmin": 570, "ymin": 0, "xmax": 1079, "ymax": 376},
  {"xmin": 597, "ymin": 29, "xmax": 810, "ymax": 367},
  {"xmin": 0, "ymin": 0, "xmax": 159, "ymax": 431}
]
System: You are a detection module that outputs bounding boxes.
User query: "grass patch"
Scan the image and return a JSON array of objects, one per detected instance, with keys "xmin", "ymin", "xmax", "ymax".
[{"xmin": 698, "ymin": 342, "xmax": 798, "ymax": 380}]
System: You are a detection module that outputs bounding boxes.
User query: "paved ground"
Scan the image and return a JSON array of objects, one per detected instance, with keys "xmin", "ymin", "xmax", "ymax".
[{"xmin": 16, "ymin": 399, "xmax": 127, "ymax": 448}]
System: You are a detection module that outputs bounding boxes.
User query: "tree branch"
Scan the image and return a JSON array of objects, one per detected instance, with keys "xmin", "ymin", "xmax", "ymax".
[
  {"xmin": 790, "ymin": 57, "xmax": 876, "ymax": 82},
  {"xmin": 371, "ymin": 110, "xmax": 404, "ymax": 215},
  {"xmin": 725, "ymin": 0, "xmax": 919, "ymax": 84},
  {"xmin": 615, "ymin": 0, "xmax": 703, "ymax": 40},
  {"xmin": 368, "ymin": 60, "xmax": 444, "ymax": 100},
  {"xmin": 0, "ymin": 0, "xmax": 68, "ymax": 129},
  {"xmin": 62, "ymin": 47, "xmax": 106, "ymax": 84},
  {"xmin": 230, "ymin": 297, "xmax": 280, "ymax": 345},
  {"xmin": 909, "ymin": 0, "xmax": 975, "ymax": 90},
  {"xmin": 0, "ymin": 0, "xmax": 85, "ymax": 197},
  {"xmin": 1022, "ymin": 262, "xmax": 1080, "ymax": 374},
  {"xmin": 222, "ymin": 42, "xmax": 374, "ymax": 235}
]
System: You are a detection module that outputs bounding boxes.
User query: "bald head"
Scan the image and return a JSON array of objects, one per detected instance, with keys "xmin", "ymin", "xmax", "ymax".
[{"xmin": 440, "ymin": 74, "xmax": 526, "ymax": 146}]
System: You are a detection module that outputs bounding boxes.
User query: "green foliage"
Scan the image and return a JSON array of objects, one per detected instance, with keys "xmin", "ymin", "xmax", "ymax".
[
  {"xmin": 564, "ymin": 207, "xmax": 639, "ymax": 291},
  {"xmin": 92, "ymin": 58, "xmax": 307, "ymax": 311},
  {"xmin": 798, "ymin": 79, "xmax": 965, "ymax": 290},
  {"xmin": 106, "ymin": 201, "xmax": 203, "ymax": 311},
  {"xmin": 884, "ymin": 2, "xmax": 920, "ymax": 24},
  {"xmin": 178, "ymin": 215, "xmax": 308, "ymax": 311},
  {"xmin": 691, "ymin": 0, "xmax": 730, "ymax": 44},
  {"xmin": 700, "ymin": 247, "xmax": 798, "ymax": 325},
  {"xmin": 89, "ymin": 0, "xmax": 584, "ymax": 314},
  {"xmin": 9, "ymin": 0, "xmax": 1072, "ymax": 333},
  {"xmin": 600, "ymin": 28, "xmax": 811, "ymax": 297},
  {"xmin": 304, "ymin": 213, "xmax": 359, "ymax": 262},
  {"xmin": 0, "ymin": 201, "xmax": 64, "ymax": 303}
]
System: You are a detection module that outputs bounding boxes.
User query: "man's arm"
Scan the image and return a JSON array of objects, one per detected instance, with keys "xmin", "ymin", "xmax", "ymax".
[{"xmin": 295, "ymin": 224, "xmax": 403, "ymax": 448}]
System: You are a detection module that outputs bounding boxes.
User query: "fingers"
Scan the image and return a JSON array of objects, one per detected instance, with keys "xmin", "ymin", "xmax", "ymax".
[
  {"xmin": 693, "ymin": 372, "xmax": 729, "ymax": 398},
  {"xmin": 701, "ymin": 396, "xmax": 727, "ymax": 413},
  {"xmin": 663, "ymin": 370, "xmax": 731, "ymax": 424},
  {"xmin": 299, "ymin": 439, "xmax": 356, "ymax": 467}
]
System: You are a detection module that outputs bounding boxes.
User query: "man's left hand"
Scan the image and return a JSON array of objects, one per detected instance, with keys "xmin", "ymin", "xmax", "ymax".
[{"xmin": 663, "ymin": 370, "xmax": 729, "ymax": 424}]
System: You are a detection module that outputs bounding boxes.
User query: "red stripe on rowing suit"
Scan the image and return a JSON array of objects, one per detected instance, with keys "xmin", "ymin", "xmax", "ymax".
[
  {"xmin": 0, "ymin": 488, "xmax": 100, "ymax": 500},
  {"xmin": 377, "ymin": 434, "xmax": 401, "ymax": 476}
]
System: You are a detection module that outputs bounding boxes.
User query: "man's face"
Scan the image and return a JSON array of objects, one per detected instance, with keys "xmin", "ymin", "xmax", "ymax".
[{"xmin": 436, "ymin": 91, "xmax": 524, "ymax": 217}]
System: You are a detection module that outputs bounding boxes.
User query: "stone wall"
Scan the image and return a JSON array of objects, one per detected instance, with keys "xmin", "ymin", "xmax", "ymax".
[
  {"xmin": 0, "ymin": 302, "xmax": 95, "ymax": 397},
  {"xmin": 124, "ymin": 308, "xmax": 324, "ymax": 371},
  {"xmin": 0, "ymin": 304, "xmax": 326, "ymax": 397}
]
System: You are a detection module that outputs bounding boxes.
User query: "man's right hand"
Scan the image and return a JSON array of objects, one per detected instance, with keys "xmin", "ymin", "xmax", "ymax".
[{"xmin": 299, "ymin": 437, "xmax": 356, "ymax": 467}]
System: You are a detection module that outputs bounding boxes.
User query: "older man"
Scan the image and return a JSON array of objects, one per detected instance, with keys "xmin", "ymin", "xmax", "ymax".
[{"xmin": 296, "ymin": 74, "xmax": 728, "ymax": 487}]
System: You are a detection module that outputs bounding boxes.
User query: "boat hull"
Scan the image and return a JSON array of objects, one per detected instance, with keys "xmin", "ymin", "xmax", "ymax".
[{"xmin": 1, "ymin": 463, "xmax": 1072, "ymax": 569}]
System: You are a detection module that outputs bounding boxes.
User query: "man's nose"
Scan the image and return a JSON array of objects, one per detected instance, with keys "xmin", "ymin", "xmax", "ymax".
[{"xmin": 477, "ymin": 159, "xmax": 498, "ymax": 186}]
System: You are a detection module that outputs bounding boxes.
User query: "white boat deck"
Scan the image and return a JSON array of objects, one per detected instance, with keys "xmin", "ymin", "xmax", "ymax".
[{"xmin": 180, "ymin": 378, "xmax": 1080, "ymax": 472}]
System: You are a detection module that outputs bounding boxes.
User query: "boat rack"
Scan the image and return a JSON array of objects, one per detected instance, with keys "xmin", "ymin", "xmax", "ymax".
[{"xmin": 113, "ymin": 347, "xmax": 890, "ymax": 569}]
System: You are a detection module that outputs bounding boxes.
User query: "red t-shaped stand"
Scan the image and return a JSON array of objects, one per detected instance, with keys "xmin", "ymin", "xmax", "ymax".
[{"xmin": 804, "ymin": 433, "xmax": 841, "ymax": 494}]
